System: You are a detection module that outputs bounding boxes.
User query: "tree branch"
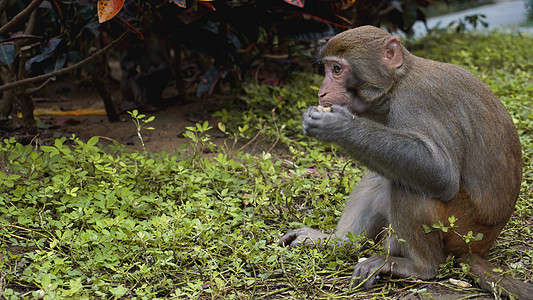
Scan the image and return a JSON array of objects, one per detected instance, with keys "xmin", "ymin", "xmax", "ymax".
[
  {"xmin": 0, "ymin": 0, "xmax": 10, "ymax": 25},
  {"xmin": 23, "ymin": 78, "xmax": 50, "ymax": 95},
  {"xmin": 0, "ymin": 0, "xmax": 43, "ymax": 35},
  {"xmin": 0, "ymin": 31, "xmax": 130, "ymax": 93}
]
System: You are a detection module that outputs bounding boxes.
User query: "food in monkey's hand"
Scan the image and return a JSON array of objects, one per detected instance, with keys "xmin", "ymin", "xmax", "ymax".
[{"xmin": 316, "ymin": 105, "xmax": 332, "ymax": 112}]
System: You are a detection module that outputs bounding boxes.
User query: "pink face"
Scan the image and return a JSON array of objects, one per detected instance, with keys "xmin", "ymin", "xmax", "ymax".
[
  {"xmin": 318, "ymin": 57, "xmax": 369, "ymax": 114},
  {"xmin": 318, "ymin": 57, "xmax": 351, "ymax": 108}
]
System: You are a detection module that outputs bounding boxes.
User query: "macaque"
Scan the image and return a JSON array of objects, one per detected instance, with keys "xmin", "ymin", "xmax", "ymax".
[{"xmin": 279, "ymin": 26, "xmax": 532, "ymax": 299}]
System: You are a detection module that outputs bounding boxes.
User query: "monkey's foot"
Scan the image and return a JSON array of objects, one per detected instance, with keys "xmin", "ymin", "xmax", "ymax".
[
  {"xmin": 279, "ymin": 227, "xmax": 332, "ymax": 248},
  {"xmin": 351, "ymin": 255, "xmax": 390, "ymax": 290}
]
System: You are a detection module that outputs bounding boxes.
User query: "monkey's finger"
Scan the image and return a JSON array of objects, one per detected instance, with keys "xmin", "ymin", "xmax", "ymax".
[
  {"xmin": 352, "ymin": 261, "xmax": 375, "ymax": 288},
  {"xmin": 279, "ymin": 231, "xmax": 298, "ymax": 247},
  {"xmin": 364, "ymin": 275, "xmax": 377, "ymax": 290},
  {"xmin": 303, "ymin": 106, "xmax": 318, "ymax": 118},
  {"xmin": 304, "ymin": 111, "xmax": 321, "ymax": 121},
  {"xmin": 331, "ymin": 104, "xmax": 356, "ymax": 119},
  {"xmin": 302, "ymin": 122, "xmax": 309, "ymax": 135},
  {"xmin": 302, "ymin": 118, "xmax": 319, "ymax": 136},
  {"xmin": 350, "ymin": 271, "xmax": 376, "ymax": 290},
  {"xmin": 305, "ymin": 105, "xmax": 335, "ymax": 120},
  {"xmin": 302, "ymin": 126, "xmax": 320, "ymax": 139},
  {"xmin": 349, "ymin": 275, "xmax": 360, "ymax": 289},
  {"xmin": 290, "ymin": 239, "xmax": 302, "ymax": 248}
]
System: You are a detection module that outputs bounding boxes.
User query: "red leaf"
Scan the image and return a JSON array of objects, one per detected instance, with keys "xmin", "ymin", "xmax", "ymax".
[
  {"xmin": 199, "ymin": 1, "xmax": 215, "ymax": 10},
  {"xmin": 169, "ymin": 0, "xmax": 187, "ymax": 8},
  {"xmin": 284, "ymin": 0, "xmax": 305, "ymax": 8},
  {"xmin": 50, "ymin": 0, "xmax": 64, "ymax": 21},
  {"xmin": 98, "ymin": 0, "xmax": 126, "ymax": 23},
  {"xmin": 170, "ymin": 0, "xmax": 215, "ymax": 9},
  {"xmin": 339, "ymin": 0, "xmax": 356, "ymax": 10}
]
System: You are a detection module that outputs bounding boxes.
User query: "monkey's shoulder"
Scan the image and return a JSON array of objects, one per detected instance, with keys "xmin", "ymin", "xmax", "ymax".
[
  {"xmin": 410, "ymin": 57, "xmax": 479, "ymax": 83},
  {"xmin": 398, "ymin": 57, "xmax": 497, "ymax": 107}
]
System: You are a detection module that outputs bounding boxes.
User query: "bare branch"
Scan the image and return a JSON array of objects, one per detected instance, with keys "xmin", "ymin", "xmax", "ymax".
[
  {"xmin": 23, "ymin": 78, "xmax": 50, "ymax": 95},
  {"xmin": 0, "ymin": 0, "xmax": 43, "ymax": 35},
  {"xmin": 0, "ymin": 0, "xmax": 10, "ymax": 25},
  {"xmin": 0, "ymin": 31, "xmax": 130, "ymax": 93},
  {"xmin": 24, "ymin": 3, "xmax": 38, "ymax": 35}
]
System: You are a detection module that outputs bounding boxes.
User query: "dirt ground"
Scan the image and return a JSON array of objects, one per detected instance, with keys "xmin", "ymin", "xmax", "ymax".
[{"xmin": 2, "ymin": 76, "xmax": 233, "ymax": 153}]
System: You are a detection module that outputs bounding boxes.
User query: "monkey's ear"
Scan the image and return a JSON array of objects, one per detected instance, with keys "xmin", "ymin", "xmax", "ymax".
[{"xmin": 383, "ymin": 36, "xmax": 403, "ymax": 69}]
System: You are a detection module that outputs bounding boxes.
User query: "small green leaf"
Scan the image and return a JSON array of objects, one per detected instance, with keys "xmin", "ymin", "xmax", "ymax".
[
  {"xmin": 41, "ymin": 274, "xmax": 52, "ymax": 289},
  {"xmin": 54, "ymin": 138, "xmax": 63, "ymax": 149},
  {"xmin": 448, "ymin": 216, "xmax": 457, "ymax": 224},
  {"xmin": 218, "ymin": 122, "xmax": 227, "ymax": 133},
  {"xmin": 87, "ymin": 136, "xmax": 99, "ymax": 146},
  {"xmin": 183, "ymin": 131, "xmax": 195, "ymax": 140},
  {"xmin": 110, "ymin": 285, "xmax": 127, "ymax": 297}
]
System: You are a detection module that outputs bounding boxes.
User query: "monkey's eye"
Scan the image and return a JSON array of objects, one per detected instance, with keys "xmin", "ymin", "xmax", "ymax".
[{"xmin": 332, "ymin": 64, "xmax": 342, "ymax": 74}]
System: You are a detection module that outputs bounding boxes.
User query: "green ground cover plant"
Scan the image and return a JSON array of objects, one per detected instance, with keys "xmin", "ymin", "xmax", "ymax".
[{"xmin": 1, "ymin": 29, "xmax": 532, "ymax": 299}]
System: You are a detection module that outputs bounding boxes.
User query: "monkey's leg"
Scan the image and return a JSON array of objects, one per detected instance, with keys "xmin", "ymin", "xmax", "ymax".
[
  {"xmin": 335, "ymin": 172, "xmax": 390, "ymax": 240},
  {"xmin": 279, "ymin": 172, "xmax": 391, "ymax": 248},
  {"xmin": 351, "ymin": 191, "xmax": 444, "ymax": 289}
]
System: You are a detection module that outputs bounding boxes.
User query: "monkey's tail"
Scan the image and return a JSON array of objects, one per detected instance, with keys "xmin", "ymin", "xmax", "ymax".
[{"xmin": 465, "ymin": 254, "xmax": 533, "ymax": 300}]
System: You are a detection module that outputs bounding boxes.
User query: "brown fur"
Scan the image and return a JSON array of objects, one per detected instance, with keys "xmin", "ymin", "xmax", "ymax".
[{"xmin": 280, "ymin": 26, "xmax": 529, "ymax": 298}]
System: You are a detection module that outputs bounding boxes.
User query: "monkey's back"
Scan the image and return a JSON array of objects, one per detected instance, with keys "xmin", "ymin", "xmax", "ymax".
[{"xmin": 392, "ymin": 55, "xmax": 522, "ymax": 227}]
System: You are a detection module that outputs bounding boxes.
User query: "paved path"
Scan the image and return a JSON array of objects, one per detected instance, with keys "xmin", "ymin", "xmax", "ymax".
[{"xmin": 412, "ymin": 0, "xmax": 531, "ymax": 37}]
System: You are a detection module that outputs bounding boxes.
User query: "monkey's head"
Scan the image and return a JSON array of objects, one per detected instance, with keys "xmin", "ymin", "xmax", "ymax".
[{"xmin": 317, "ymin": 26, "xmax": 406, "ymax": 114}]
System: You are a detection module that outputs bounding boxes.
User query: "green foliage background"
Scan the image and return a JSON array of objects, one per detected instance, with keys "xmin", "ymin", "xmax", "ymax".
[{"xmin": 0, "ymin": 30, "xmax": 532, "ymax": 299}]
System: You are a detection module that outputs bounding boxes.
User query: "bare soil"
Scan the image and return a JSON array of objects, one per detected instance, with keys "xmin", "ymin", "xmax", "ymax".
[{"xmin": 2, "ymin": 76, "xmax": 231, "ymax": 153}]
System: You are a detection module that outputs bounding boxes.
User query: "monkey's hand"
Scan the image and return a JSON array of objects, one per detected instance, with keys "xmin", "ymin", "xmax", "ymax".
[
  {"xmin": 302, "ymin": 105, "xmax": 356, "ymax": 142},
  {"xmin": 279, "ymin": 227, "xmax": 331, "ymax": 248},
  {"xmin": 351, "ymin": 255, "xmax": 391, "ymax": 290}
]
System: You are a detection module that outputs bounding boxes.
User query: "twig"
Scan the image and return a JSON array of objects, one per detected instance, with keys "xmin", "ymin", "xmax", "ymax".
[
  {"xmin": 0, "ymin": 31, "xmax": 130, "ymax": 93},
  {"xmin": 237, "ymin": 129, "xmax": 262, "ymax": 152},
  {"xmin": 0, "ymin": 0, "xmax": 10, "ymax": 24},
  {"xmin": 95, "ymin": 135, "xmax": 119, "ymax": 143},
  {"xmin": 0, "ymin": 225, "xmax": 29, "ymax": 240},
  {"xmin": 23, "ymin": 2, "xmax": 38, "ymax": 35},
  {"xmin": 266, "ymin": 107, "xmax": 280, "ymax": 153},
  {"xmin": 0, "ymin": 274, "xmax": 5, "ymax": 299},
  {"xmin": 0, "ymin": 221, "xmax": 48, "ymax": 238},
  {"xmin": 0, "ymin": 0, "xmax": 43, "ymax": 35},
  {"xmin": 23, "ymin": 78, "xmax": 50, "ymax": 94}
]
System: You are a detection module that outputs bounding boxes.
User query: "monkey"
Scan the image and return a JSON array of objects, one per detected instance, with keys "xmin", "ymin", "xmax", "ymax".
[{"xmin": 279, "ymin": 26, "xmax": 532, "ymax": 299}]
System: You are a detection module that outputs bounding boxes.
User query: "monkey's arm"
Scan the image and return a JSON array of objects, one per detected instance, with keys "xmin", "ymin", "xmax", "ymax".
[{"xmin": 303, "ymin": 105, "xmax": 459, "ymax": 200}]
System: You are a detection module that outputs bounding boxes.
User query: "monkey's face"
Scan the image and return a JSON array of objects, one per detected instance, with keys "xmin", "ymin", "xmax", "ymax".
[
  {"xmin": 319, "ymin": 57, "xmax": 369, "ymax": 114},
  {"xmin": 317, "ymin": 28, "xmax": 405, "ymax": 115}
]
